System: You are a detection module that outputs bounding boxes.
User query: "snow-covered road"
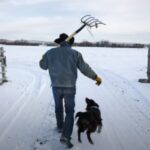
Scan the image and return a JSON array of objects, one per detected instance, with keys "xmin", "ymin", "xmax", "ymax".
[{"xmin": 0, "ymin": 46, "xmax": 150, "ymax": 150}]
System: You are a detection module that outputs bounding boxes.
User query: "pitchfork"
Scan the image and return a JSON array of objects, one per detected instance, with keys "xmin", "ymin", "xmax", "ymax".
[{"xmin": 66, "ymin": 15, "xmax": 106, "ymax": 42}]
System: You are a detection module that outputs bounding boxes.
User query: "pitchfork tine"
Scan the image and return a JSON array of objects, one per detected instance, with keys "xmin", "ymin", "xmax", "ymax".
[
  {"xmin": 87, "ymin": 18, "xmax": 98, "ymax": 23},
  {"xmin": 81, "ymin": 15, "xmax": 94, "ymax": 24},
  {"xmin": 81, "ymin": 15, "xmax": 91, "ymax": 21},
  {"xmin": 81, "ymin": 15, "xmax": 106, "ymax": 27},
  {"xmin": 83, "ymin": 17, "xmax": 95, "ymax": 23},
  {"xmin": 96, "ymin": 21, "xmax": 106, "ymax": 25}
]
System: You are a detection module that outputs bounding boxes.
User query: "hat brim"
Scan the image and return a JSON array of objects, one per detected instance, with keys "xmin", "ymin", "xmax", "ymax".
[{"xmin": 54, "ymin": 38, "xmax": 63, "ymax": 44}]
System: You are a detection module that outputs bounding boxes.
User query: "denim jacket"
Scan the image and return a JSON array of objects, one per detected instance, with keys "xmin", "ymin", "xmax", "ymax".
[{"xmin": 39, "ymin": 42, "xmax": 97, "ymax": 87}]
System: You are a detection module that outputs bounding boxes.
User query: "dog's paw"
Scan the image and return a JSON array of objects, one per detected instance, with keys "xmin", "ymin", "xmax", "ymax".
[
  {"xmin": 89, "ymin": 140, "xmax": 94, "ymax": 145},
  {"xmin": 78, "ymin": 139, "xmax": 82, "ymax": 143},
  {"xmin": 97, "ymin": 128, "xmax": 101, "ymax": 133},
  {"xmin": 97, "ymin": 126, "xmax": 102, "ymax": 133}
]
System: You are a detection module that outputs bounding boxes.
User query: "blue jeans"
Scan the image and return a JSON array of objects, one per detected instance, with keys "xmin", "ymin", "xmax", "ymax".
[{"xmin": 52, "ymin": 87, "xmax": 76, "ymax": 139}]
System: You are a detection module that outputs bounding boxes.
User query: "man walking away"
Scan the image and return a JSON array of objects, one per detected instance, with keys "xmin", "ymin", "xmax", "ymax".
[{"xmin": 39, "ymin": 33, "xmax": 102, "ymax": 148}]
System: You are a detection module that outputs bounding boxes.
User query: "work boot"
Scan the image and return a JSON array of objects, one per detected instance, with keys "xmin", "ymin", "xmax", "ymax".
[
  {"xmin": 139, "ymin": 78, "xmax": 150, "ymax": 83},
  {"xmin": 60, "ymin": 136, "xmax": 73, "ymax": 148}
]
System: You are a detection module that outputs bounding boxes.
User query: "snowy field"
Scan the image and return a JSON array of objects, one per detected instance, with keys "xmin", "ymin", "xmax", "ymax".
[{"xmin": 0, "ymin": 45, "xmax": 150, "ymax": 150}]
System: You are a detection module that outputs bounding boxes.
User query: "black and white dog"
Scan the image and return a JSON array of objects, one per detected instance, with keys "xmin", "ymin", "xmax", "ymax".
[{"xmin": 75, "ymin": 98, "xmax": 102, "ymax": 144}]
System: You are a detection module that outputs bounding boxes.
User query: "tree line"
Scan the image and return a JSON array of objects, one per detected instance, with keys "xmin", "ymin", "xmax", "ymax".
[
  {"xmin": 74, "ymin": 41, "xmax": 145, "ymax": 48},
  {"xmin": 0, "ymin": 39, "xmax": 146, "ymax": 48}
]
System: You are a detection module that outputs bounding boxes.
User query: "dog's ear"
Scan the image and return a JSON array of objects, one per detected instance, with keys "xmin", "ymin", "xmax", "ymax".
[
  {"xmin": 95, "ymin": 103, "xmax": 99, "ymax": 107},
  {"xmin": 85, "ymin": 98, "xmax": 90, "ymax": 103},
  {"xmin": 86, "ymin": 98, "xmax": 99, "ymax": 107},
  {"xmin": 92, "ymin": 99, "xmax": 99, "ymax": 107}
]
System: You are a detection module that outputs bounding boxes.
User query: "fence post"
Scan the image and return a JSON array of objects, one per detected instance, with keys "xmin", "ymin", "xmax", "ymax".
[
  {"xmin": 139, "ymin": 46, "xmax": 150, "ymax": 83},
  {"xmin": 0, "ymin": 47, "xmax": 7, "ymax": 85},
  {"xmin": 147, "ymin": 46, "xmax": 150, "ymax": 80}
]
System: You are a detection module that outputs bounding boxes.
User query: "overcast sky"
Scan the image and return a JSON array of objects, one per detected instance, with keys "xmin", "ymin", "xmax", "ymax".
[{"xmin": 0, "ymin": 0, "xmax": 150, "ymax": 43}]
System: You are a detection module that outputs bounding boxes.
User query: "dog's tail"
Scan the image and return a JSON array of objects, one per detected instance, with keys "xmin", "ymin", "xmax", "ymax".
[{"xmin": 75, "ymin": 112, "xmax": 82, "ymax": 119}]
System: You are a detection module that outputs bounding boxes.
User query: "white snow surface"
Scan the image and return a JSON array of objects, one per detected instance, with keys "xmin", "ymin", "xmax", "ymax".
[{"xmin": 0, "ymin": 45, "xmax": 150, "ymax": 150}]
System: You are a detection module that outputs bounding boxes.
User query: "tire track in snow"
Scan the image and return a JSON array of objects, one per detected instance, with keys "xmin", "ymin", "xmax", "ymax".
[
  {"xmin": 99, "ymin": 69, "xmax": 150, "ymax": 150},
  {"xmin": 101, "ymin": 69, "xmax": 150, "ymax": 120},
  {"xmin": 0, "ymin": 65, "xmax": 51, "ymax": 150},
  {"xmin": 0, "ymin": 68, "xmax": 37, "ymax": 138}
]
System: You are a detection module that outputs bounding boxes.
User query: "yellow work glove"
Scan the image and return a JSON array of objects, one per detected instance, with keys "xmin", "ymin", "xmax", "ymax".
[{"xmin": 95, "ymin": 76, "xmax": 102, "ymax": 86}]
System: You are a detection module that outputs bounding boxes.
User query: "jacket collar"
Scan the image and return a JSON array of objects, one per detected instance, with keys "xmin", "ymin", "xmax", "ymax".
[{"xmin": 60, "ymin": 41, "xmax": 71, "ymax": 47}]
